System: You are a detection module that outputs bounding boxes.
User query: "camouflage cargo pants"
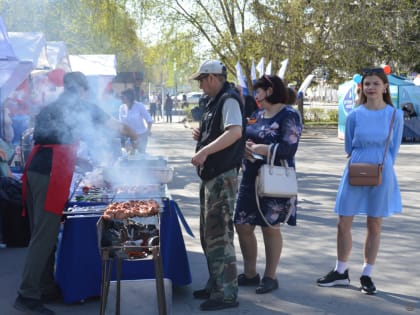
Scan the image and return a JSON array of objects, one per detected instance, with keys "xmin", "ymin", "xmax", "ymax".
[{"xmin": 199, "ymin": 168, "xmax": 238, "ymax": 301}]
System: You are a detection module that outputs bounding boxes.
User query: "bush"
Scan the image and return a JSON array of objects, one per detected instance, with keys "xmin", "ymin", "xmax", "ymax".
[
  {"xmin": 303, "ymin": 108, "xmax": 338, "ymax": 123},
  {"xmin": 328, "ymin": 109, "xmax": 338, "ymax": 122}
]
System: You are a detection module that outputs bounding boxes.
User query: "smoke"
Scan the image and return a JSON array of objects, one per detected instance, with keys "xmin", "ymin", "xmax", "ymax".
[{"xmin": 33, "ymin": 88, "xmax": 120, "ymax": 167}]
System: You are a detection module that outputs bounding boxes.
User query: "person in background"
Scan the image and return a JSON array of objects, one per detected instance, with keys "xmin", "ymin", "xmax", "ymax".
[
  {"xmin": 120, "ymin": 88, "xmax": 153, "ymax": 154},
  {"xmin": 190, "ymin": 59, "xmax": 245, "ymax": 311},
  {"xmin": 2, "ymin": 106, "xmax": 15, "ymax": 144},
  {"xmin": 402, "ymin": 102, "xmax": 417, "ymax": 119},
  {"xmin": 317, "ymin": 67, "xmax": 404, "ymax": 295},
  {"xmin": 0, "ymin": 138, "xmax": 14, "ymax": 177},
  {"xmin": 182, "ymin": 93, "xmax": 188, "ymax": 108},
  {"xmin": 235, "ymin": 84, "xmax": 259, "ymax": 119},
  {"xmin": 14, "ymin": 72, "xmax": 137, "ymax": 315},
  {"xmin": 118, "ymin": 99, "xmax": 128, "ymax": 147},
  {"xmin": 234, "ymin": 75, "xmax": 302, "ymax": 294},
  {"xmin": 164, "ymin": 93, "xmax": 173, "ymax": 123},
  {"xmin": 0, "ymin": 139, "xmax": 15, "ymax": 248},
  {"xmin": 296, "ymin": 91, "xmax": 305, "ymax": 124},
  {"xmin": 149, "ymin": 92, "xmax": 157, "ymax": 121},
  {"xmin": 156, "ymin": 93, "xmax": 163, "ymax": 121},
  {"xmin": 100, "ymin": 86, "xmax": 120, "ymax": 119}
]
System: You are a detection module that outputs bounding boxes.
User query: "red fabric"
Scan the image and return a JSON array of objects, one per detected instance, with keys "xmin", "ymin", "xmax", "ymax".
[
  {"xmin": 47, "ymin": 68, "xmax": 65, "ymax": 87},
  {"xmin": 22, "ymin": 143, "xmax": 78, "ymax": 216}
]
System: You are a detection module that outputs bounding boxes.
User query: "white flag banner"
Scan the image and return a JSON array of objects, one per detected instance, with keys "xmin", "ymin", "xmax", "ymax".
[
  {"xmin": 251, "ymin": 58, "xmax": 257, "ymax": 82},
  {"xmin": 298, "ymin": 74, "xmax": 315, "ymax": 94},
  {"xmin": 235, "ymin": 61, "xmax": 249, "ymax": 95},
  {"xmin": 256, "ymin": 57, "xmax": 265, "ymax": 78},
  {"xmin": 265, "ymin": 60, "xmax": 272, "ymax": 75},
  {"xmin": 278, "ymin": 59, "xmax": 288, "ymax": 79}
]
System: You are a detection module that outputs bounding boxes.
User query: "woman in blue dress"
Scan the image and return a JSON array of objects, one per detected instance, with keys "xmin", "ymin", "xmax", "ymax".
[
  {"xmin": 317, "ymin": 68, "xmax": 404, "ymax": 295},
  {"xmin": 234, "ymin": 75, "xmax": 302, "ymax": 294}
]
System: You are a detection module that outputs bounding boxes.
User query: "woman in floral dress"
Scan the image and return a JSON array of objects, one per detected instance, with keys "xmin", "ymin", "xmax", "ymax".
[{"xmin": 234, "ymin": 75, "xmax": 302, "ymax": 294}]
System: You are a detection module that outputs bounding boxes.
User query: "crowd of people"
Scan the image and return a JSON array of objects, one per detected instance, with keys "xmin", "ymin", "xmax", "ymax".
[
  {"xmin": 189, "ymin": 60, "xmax": 403, "ymax": 311},
  {"xmin": 0, "ymin": 61, "xmax": 405, "ymax": 314}
]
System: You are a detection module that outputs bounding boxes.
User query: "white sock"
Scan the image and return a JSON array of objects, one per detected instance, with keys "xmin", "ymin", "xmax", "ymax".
[
  {"xmin": 362, "ymin": 263, "xmax": 374, "ymax": 277},
  {"xmin": 334, "ymin": 260, "xmax": 348, "ymax": 274}
]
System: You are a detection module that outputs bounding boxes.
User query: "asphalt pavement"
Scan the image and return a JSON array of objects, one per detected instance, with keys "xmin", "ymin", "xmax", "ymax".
[{"xmin": 1, "ymin": 117, "xmax": 419, "ymax": 315}]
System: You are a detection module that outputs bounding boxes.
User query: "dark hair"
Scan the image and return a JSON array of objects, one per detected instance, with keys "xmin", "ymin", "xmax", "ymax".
[
  {"xmin": 253, "ymin": 75, "xmax": 293, "ymax": 104},
  {"xmin": 287, "ymin": 87, "xmax": 297, "ymax": 105},
  {"xmin": 121, "ymin": 88, "xmax": 135, "ymax": 103},
  {"xmin": 63, "ymin": 71, "xmax": 89, "ymax": 93},
  {"xmin": 360, "ymin": 69, "xmax": 393, "ymax": 106}
]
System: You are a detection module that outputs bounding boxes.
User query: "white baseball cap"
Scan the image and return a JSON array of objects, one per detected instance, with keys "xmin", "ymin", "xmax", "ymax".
[{"xmin": 190, "ymin": 60, "xmax": 227, "ymax": 80}]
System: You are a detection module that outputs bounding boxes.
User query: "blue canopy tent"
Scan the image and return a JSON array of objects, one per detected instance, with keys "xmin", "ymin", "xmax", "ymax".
[{"xmin": 338, "ymin": 74, "xmax": 420, "ymax": 139}]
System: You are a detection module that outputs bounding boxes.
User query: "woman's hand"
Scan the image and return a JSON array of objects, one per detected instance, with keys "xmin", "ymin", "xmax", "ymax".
[
  {"xmin": 244, "ymin": 140, "xmax": 256, "ymax": 161},
  {"xmin": 249, "ymin": 142, "xmax": 270, "ymax": 157}
]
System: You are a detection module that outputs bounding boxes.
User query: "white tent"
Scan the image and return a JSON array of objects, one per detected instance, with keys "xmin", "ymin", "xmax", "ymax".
[
  {"xmin": 47, "ymin": 41, "xmax": 71, "ymax": 71},
  {"xmin": 69, "ymin": 54, "xmax": 116, "ymax": 76},
  {"xmin": 0, "ymin": 60, "xmax": 33, "ymax": 103},
  {"xmin": 0, "ymin": 18, "xmax": 34, "ymax": 103},
  {"xmin": 8, "ymin": 32, "xmax": 50, "ymax": 69},
  {"xmin": 0, "ymin": 17, "xmax": 16, "ymax": 60}
]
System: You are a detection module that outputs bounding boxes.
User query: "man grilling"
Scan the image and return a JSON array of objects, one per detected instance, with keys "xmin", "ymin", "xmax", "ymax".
[{"xmin": 14, "ymin": 72, "xmax": 137, "ymax": 315}]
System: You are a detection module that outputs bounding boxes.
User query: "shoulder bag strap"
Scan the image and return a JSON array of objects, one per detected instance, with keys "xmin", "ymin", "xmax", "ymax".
[
  {"xmin": 255, "ymin": 143, "xmax": 280, "ymax": 229},
  {"xmin": 270, "ymin": 143, "xmax": 279, "ymax": 167},
  {"xmin": 254, "ymin": 180, "xmax": 280, "ymax": 230},
  {"xmin": 254, "ymin": 142, "xmax": 294, "ymax": 229},
  {"xmin": 381, "ymin": 109, "xmax": 396, "ymax": 167}
]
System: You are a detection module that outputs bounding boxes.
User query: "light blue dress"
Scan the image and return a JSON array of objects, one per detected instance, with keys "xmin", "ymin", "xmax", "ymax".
[{"xmin": 334, "ymin": 105, "xmax": 404, "ymax": 217}]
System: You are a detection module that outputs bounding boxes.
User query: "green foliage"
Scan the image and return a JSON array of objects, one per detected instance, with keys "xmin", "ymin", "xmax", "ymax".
[
  {"xmin": 1, "ymin": 0, "xmax": 419, "ymax": 91},
  {"xmin": 328, "ymin": 109, "xmax": 339, "ymax": 122},
  {"xmin": 134, "ymin": 0, "xmax": 420, "ymax": 89},
  {"xmin": 0, "ymin": 0, "xmax": 143, "ymax": 72}
]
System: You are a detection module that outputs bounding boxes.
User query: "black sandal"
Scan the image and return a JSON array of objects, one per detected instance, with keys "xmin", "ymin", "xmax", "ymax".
[{"xmin": 256, "ymin": 277, "xmax": 279, "ymax": 294}]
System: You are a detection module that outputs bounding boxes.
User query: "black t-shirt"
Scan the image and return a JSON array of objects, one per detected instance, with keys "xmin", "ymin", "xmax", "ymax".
[{"xmin": 29, "ymin": 91, "xmax": 110, "ymax": 174}]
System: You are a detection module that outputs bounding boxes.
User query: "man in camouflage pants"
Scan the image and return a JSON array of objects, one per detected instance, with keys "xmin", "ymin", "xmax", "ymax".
[{"xmin": 190, "ymin": 60, "xmax": 245, "ymax": 311}]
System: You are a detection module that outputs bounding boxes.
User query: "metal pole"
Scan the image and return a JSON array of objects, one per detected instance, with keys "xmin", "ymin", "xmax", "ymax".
[{"xmin": 153, "ymin": 247, "xmax": 167, "ymax": 315}]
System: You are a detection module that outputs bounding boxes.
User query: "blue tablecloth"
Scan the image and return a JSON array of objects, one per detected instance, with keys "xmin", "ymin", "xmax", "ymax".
[{"xmin": 55, "ymin": 199, "xmax": 192, "ymax": 304}]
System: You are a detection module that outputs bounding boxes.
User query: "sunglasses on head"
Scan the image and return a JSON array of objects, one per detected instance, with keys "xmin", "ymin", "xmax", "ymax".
[
  {"xmin": 362, "ymin": 68, "xmax": 385, "ymax": 75},
  {"xmin": 263, "ymin": 74, "xmax": 273, "ymax": 86}
]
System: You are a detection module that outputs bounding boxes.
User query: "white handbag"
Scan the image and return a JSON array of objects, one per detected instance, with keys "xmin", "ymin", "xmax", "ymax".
[{"xmin": 256, "ymin": 144, "xmax": 298, "ymax": 198}]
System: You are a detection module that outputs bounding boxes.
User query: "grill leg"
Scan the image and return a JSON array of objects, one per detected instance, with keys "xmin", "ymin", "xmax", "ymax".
[
  {"xmin": 116, "ymin": 256, "xmax": 122, "ymax": 315},
  {"xmin": 152, "ymin": 247, "xmax": 167, "ymax": 315},
  {"xmin": 100, "ymin": 250, "xmax": 112, "ymax": 315}
]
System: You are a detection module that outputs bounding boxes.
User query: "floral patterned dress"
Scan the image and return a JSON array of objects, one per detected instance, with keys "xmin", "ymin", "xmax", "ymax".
[{"xmin": 234, "ymin": 106, "xmax": 302, "ymax": 226}]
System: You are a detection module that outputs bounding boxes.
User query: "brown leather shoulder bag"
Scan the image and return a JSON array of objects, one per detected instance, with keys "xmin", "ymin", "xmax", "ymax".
[{"xmin": 348, "ymin": 109, "xmax": 396, "ymax": 186}]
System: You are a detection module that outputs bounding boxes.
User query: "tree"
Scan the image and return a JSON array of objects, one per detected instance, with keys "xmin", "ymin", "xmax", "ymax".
[
  {"xmin": 134, "ymin": 0, "xmax": 420, "ymax": 87},
  {"xmin": 133, "ymin": 0, "xmax": 259, "ymax": 89},
  {"xmin": 0, "ymin": 0, "xmax": 144, "ymax": 72},
  {"xmin": 2, "ymin": 0, "xmax": 419, "ymax": 93}
]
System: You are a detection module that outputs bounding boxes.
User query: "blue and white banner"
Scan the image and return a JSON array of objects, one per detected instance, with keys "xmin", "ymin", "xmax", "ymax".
[
  {"xmin": 256, "ymin": 57, "xmax": 265, "ymax": 78},
  {"xmin": 251, "ymin": 58, "xmax": 257, "ymax": 83},
  {"xmin": 298, "ymin": 74, "xmax": 315, "ymax": 94},
  {"xmin": 278, "ymin": 59, "xmax": 288, "ymax": 79},
  {"xmin": 235, "ymin": 61, "xmax": 249, "ymax": 96}
]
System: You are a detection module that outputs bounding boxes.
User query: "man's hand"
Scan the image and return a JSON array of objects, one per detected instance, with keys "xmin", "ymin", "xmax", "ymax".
[
  {"xmin": 192, "ymin": 127, "xmax": 200, "ymax": 141},
  {"xmin": 191, "ymin": 147, "xmax": 208, "ymax": 166}
]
